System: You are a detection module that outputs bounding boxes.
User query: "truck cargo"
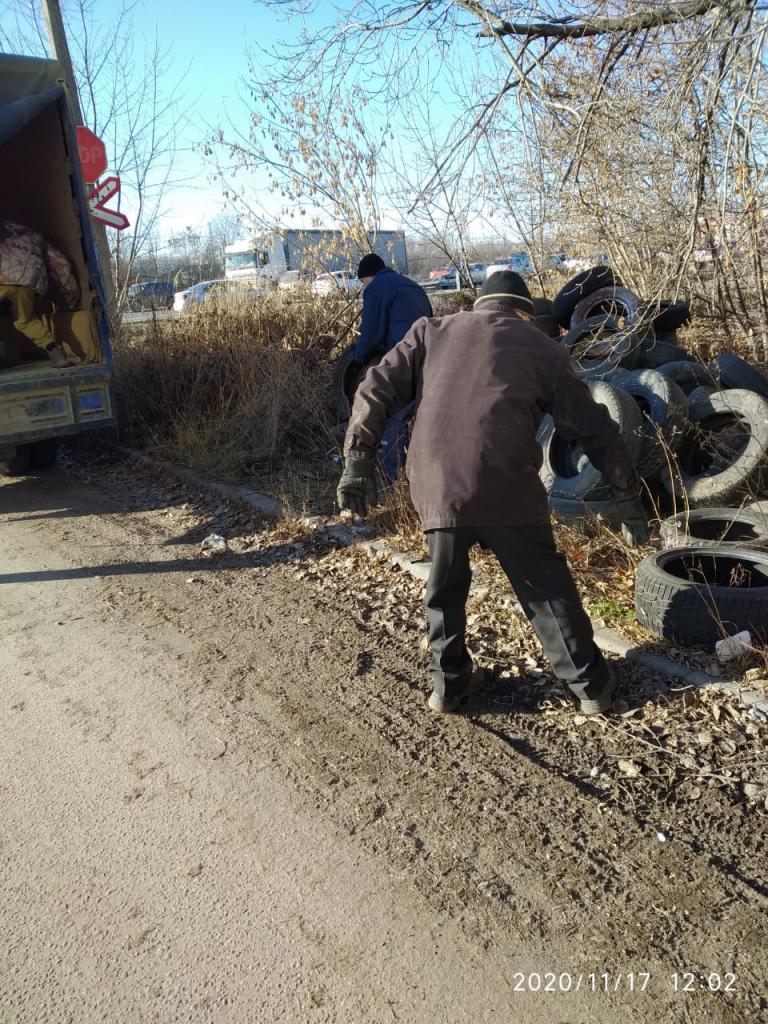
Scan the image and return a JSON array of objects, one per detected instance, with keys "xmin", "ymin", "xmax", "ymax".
[
  {"xmin": 225, "ymin": 228, "xmax": 408, "ymax": 284},
  {"xmin": 0, "ymin": 53, "xmax": 115, "ymax": 474}
]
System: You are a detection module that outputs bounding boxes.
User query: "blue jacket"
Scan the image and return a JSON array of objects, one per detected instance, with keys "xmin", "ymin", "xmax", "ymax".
[{"xmin": 354, "ymin": 267, "xmax": 433, "ymax": 362}]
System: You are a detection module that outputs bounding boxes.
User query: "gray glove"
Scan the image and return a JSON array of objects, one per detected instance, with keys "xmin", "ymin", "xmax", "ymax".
[{"xmin": 337, "ymin": 457, "xmax": 378, "ymax": 516}]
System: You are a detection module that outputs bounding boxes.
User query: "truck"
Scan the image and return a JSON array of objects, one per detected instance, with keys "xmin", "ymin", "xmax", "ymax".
[
  {"xmin": 225, "ymin": 228, "xmax": 408, "ymax": 284},
  {"xmin": 0, "ymin": 53, "xmax": 115, "ymax": 475}
]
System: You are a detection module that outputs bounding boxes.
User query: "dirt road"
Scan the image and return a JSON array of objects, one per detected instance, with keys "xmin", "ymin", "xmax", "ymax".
[{"xmin": 0, "ymin": 456, "xmax": 765, "ymax": 1023}]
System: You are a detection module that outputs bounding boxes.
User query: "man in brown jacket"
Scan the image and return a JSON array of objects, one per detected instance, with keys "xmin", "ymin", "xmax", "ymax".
[{"xmin": 337, "ymin": 271, "xmax": 638, "ymax": 715}]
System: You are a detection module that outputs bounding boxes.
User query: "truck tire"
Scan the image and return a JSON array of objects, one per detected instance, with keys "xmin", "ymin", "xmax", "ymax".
[
  {"xmin": 687, "ymin": 385, "xmax": 717, "ymax": 404},
  {"xmin": 659, "ymin": 389, "xmax": 768, "ymax": 507},
  {"xmin": 570, "ymin": 285, "xmax": 640, "ymax": 329},
  {"xmin": 539, "ymin": 381, "xmax": 643, "ymax": 498},
  {"xmin": 0, "ymin": 443, "xmax": 31, "ymax": 476},
  {"xmin": 709, "ymin": 352, "xmax": 768, "ymax": 402},
  {"xmin": 635, "ymin": 545, "xmax": 768, "ymax": 646},
  {"xmin": 553, "ymin": 266, "xmax": 622, "ymax": 328},
  {"xmin": 659, "ymin": 507, "xmax": 768, "ymax": 549},
  {"xmin": 656, "ymin": 360, "xmax": 716, "ymax": 394},
  {"xmin": 612, "ymin": 369, "xmax": 689, "ymax": 478},
  {"xmin": 29, "ymin": 438, "xmax": 59, "ymax": 470}
]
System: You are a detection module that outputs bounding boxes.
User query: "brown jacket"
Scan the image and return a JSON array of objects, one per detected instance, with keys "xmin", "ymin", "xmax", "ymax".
[{"xmin": 344, "ymin": 309, "xmax": 633, "ymax": 530}]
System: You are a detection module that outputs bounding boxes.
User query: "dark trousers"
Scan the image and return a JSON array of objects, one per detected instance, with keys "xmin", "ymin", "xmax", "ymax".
[{"xmin": 425, "ymin": 524, "xmax": 609, "ymax": 702}]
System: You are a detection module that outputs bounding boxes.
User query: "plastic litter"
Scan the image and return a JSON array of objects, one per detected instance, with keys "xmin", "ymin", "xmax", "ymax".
[
  {"xmin": 201, "ymin": 533, "xmax": 228, "ymax": 557},
  {"xmin": 715, "ymin": 630, "xmax": 752, "ymax": 664}
]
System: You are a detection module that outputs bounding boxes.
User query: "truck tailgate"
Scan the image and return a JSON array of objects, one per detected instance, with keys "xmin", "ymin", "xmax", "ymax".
[{"xmin": 0, "ymin": 364, "xmax": 114, "ymax": 444}]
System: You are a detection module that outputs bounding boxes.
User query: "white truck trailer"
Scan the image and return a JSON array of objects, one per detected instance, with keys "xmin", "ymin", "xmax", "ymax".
[{"xmin": 225, "ymin": 229, "xmax": 408, "ymax": 284}]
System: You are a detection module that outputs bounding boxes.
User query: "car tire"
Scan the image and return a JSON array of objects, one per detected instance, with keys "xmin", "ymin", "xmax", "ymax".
[
  {"xmin": 539, "ymin": 381, "xmax": 643, "ymax": 498},
  {"xmin": 659, "ymin": 389, "xmax": 768, "ymax": 507},
  {"xmin": 637, "ymin": 337, "xmax": 694, "ymax": 369},
  {"xmin": 709, "ymin": 352, "xmax": 768, "ymax": 402},
  {"xmin": 652, "ymin": 301, "xmax": 692, "ymax": 332},
  {"xmin": 549, "ymin": 494, "xmax": 650, "ymax": 546},
  {"xmin": 655, "ymin": 360, "xmax": 716, "ymax": 394},
  {"xmin": 635, "ymin": 544, "xmax": 768, "ymax": 646},
  {"xmin": 658, "ymin": 507, "xmax": 768, "ymax": 549},
  {"xmin": 687, "ymin": 385, "xmax": 717, "ymax": 404},
  {"xmin": 29, "ymin": 438, "xmax": 59, "ymax": 470},
  {"xmin": 331, "ymin": 345, "xmax": 371, "ymax": 420},
  {"xmin": 0, "ymin": 443, "xmax": 31, "ymax": 476},
  {"xmin": 561, "ymin": 315, "xmax": 630, "ymax": 380},
  {"xmin": 612, "ymin": 368, "xmax": 689, "ymax": 478},
  {"xmin": 553, "ymin": 266, "xmax": 622, "ymax": 328},
  {"xmin": 570, "ymin": 285, "xmax": 640, "ymax": 329}
]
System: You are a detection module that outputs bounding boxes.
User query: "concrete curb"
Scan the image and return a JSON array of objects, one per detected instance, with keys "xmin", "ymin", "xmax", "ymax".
[
  {"xmin": 119, "ymin": 447, "xmax": 283, "ymax": 518},
  {"xmin": 120, "ymin": 449, "xmax": 768, "ymax": 715}
]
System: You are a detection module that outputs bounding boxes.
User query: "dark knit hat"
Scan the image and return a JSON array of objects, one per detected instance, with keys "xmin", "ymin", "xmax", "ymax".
[
  {"xmin": 474, "ymin": 270, "xmax": 533, "ymax": 313},
  {"xmin": 357, "ymin": 253, "xmax": 385, "ymax": 279}
]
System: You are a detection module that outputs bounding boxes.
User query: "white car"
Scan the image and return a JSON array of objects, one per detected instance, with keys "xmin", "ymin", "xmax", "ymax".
[
  {"xmin": 312, "ymin": 270, "xmax": 361, "ymax": 296},
  {"xmin": 173, "ymin": 279, "xmax": 225, "ymax": 312},
  {"xmin": 485, "ymin": 252, "xmax": 534, "ymax": 279}
]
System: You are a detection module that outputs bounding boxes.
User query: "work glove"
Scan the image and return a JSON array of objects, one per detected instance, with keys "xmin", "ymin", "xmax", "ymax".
[{"xmin": 336, "ymin": 457, "xmax": 378, "ymax": 516}]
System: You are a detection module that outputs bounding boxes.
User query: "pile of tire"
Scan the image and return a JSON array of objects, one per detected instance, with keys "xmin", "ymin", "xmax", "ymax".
[{"xmin": 538, "ymin": 266, "xmax": 768, "ymax": 538}]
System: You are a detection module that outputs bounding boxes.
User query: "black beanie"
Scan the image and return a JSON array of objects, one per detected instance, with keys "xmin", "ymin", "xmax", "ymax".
[
  {"xmin": 357, "ymin": 253, "xmax": 385, "ymax": 278},
  {"xmin": 474, "ymin": 270, "xmax": 533, "ymax": 313}
]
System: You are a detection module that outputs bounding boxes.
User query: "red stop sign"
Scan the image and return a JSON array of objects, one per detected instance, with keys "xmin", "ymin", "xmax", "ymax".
[{"xmin": 75, "ymin": 126, "xmax": 107, "ymax": 183}]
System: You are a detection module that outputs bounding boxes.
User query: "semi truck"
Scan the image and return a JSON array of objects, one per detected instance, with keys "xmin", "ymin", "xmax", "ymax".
[
  {"xmin": 0, "ymin": 53, "xmax": 115, "ymax": 475},
  {"xmin": 225, "ymin": 229, "xmax": 408, "ymax": 284}
]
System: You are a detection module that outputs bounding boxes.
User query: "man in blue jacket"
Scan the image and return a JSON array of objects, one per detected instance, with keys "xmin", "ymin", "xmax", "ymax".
[{"xmin": 354, "ymin": 253, "xmax": 433, "ymax": 478}]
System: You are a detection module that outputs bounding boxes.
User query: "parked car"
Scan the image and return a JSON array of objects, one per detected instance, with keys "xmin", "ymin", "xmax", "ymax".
[
  {"xmin": 485, "ymin": 252, "xmax": 534, "ymax": 278},
  {"xmin": 203, "ymin": 280, "xmax": 269, "ymax": 305},
  {"xmin": 468, "ymin": 262, "xmax": 486, "ymax": 285},
  {"xmin": 127, "ymin": 280, "xmax": 175, "ymax": 311},
  {"xmin": 547, "ymin": 252, "xmax": 567, "ymax": 268},
  {"xmin": 429, "ymin": 267, "xmax": 452, "ymax": 280},
  {"xmin": 173, "ymin": 279, "xmax": 226, "ymax": 312},
  {"xmin": 436, "ymin": 270, "xmax": 469, "ymax": 290},
  {"xmin": 278, "ymin": 269, "xmax": 312, "ymax": 291},
  {"xmin": 312, "ymin": 270, "xmax": 361, "ymax": 296}
]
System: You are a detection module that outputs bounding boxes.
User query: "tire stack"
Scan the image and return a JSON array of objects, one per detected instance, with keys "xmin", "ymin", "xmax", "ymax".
[{"xmin": 540, "ymin": 267, "xmax": 768, "ymax": 548}]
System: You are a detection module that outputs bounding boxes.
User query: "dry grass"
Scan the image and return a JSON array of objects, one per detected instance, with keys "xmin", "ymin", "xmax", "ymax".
[{"xmin": 114, "ymin": 293, "xmax": 358, "ymax": 504}]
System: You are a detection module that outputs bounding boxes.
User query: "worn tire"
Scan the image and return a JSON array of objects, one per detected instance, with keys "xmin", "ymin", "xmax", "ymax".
[
  {"xmin": 570, "ymin": 285, "xmax": 640, "ymax": 330},
  {"xmin": 553, "ymin": 266, "xmax": 622, "ymax": 329},
  {"xmin": 635, "ymin": 545, "xmax": 768, "ymax": 646},
  {"xmin": 539, "ymin": 381, "xmax": 643, "ymax": 498},
  {"xmin": 612, "ymin": 368, "xmax": 689, "ymax": 478},
  {"xmin": 561, "ymin": 315, "xmax": 637, "ymax": 379},
  {"xmin": 659, "ymin": 389, "xmax": 768, "ymax": 507},
  {"xmin": 709, "ymin": 352, "xmax": 768, "ymax": 402},
  {"xmin": 549, "ymin": 494, "xmax": 650, "ymax": 546},
  {"xmin": 659, "ymin": 507, "xmax": 768, "ymax": 549},
  {"xmin": 637, "ymin": 337, "xmax": 694, "ymax": 369},
  {"xmin": 0, "ymin": 443, "xmax": 31, "ymax": 476},
  {"xmin": 656, "ymin": 360, "xmax": 716, "ymax": 395},
  {"xmin": 331, "ymin": 346, "xmax": 370, "ymax": 420},
  {"xmin": 687, "ymin": 385, "xmax": 717, "ymax": 404},
  {"xmin": 652, "ymin": 301, "xmax": 692, "ymax": 332}
]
